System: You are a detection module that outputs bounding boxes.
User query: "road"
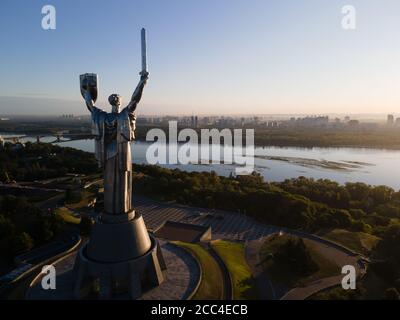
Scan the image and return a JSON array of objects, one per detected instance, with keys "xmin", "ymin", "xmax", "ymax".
[{"xmin": 280, "ymin": 238, "xmax": 366, "ymax": 300}]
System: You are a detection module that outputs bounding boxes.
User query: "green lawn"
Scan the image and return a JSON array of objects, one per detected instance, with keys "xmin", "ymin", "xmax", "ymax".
[
  {"xmin": 260, "ymin": 234, "xmax": 340, "ymax": 288},
  {"xmin": 66, "ymin": 189, "xmax": 96, "ymax": 211},
  {"xmin": 55, "ymin": 207, "xmax": 81, "ymax": 225},
  {"xmin": 174, "ymin": 241, "xmax": 223, "ymax": 300},
  {"xmin": 210, "ymin": 240, "xmax": 258, "ymax": 300},
  {"xmin": 320, "ymin": 229, "xmax": 380, "ymax": 255}
]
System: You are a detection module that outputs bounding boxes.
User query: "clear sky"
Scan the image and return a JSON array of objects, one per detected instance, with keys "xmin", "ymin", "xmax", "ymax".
[{"xmin": 0, "ymin": 0, "xmax": 400, "ymax": 115}]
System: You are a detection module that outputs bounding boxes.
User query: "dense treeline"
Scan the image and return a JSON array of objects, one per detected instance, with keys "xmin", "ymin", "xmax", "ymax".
[
  {"xmin": 137, "ymin": 125, "xmax": 400, "ymax": 149},
  {"xmin": 0, "ymin": 196, "xmax": 64, "ymax": 262},
  {"xmin": 0, "ymin": 120, "xmax": 91, "ymax": 135},
  {"xmin": 272, "ymin": 178, "xmax": 399, "ymax": 235},
  {"xmin": 134, "ymin": 165, "xmax": 400, "ymax": 235},
  {"xmin": 252, "ymin": 127, "xmax": 400, "ymax": 149},
  {"xmin": 371, "ymin": 224, "xmax": 400, "ymax": 294},
  {"xmin": 0, "ymin": 142, "xmax": 98, "ymax": 182}
]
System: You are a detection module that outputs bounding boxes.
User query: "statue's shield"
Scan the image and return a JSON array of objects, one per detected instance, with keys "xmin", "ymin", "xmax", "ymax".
[{"xmin": 80, "ymin": 73, "xmax": 98, "ymax": 103}]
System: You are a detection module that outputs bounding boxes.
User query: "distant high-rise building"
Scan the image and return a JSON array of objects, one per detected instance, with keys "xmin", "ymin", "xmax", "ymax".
[
  {"xmin": 348, "ymin": 120, "xmax": 359, "ymax": 126},
  {"xmin": 387, "ymin": 114, "xmax": 394, "ymax": 125},
  {"xmin": 395, "ymin": 118, "xmax": 400, "ymax": 126},
  {"xmin": 190, "ymin": 115, "xmax": 198, "ymax": 128}
]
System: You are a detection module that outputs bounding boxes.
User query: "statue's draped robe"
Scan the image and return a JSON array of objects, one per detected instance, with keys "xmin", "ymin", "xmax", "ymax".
[{"xmin": 91, "ymin": 106, "xmax": 136, "ymax": 214}]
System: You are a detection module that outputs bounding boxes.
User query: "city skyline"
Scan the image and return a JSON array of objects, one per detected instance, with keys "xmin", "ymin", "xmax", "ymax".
[{"xmin": 1, "ymin": 0, "xmax": 400, "ymax": 115}]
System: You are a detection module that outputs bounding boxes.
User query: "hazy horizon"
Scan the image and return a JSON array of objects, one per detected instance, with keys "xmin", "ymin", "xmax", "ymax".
[
  {"xmin": 1, "ymin": 0, "xmax": 400, "ymax": 115},
  {"xmin": 0, "ymin": 96, "xmax": 397, "ymax": 121}
]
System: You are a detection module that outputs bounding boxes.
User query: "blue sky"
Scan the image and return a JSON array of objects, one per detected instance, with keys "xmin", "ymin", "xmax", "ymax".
[{"xmin": 0, "ymin": 0, "xmax": 400, "ymax": 115}]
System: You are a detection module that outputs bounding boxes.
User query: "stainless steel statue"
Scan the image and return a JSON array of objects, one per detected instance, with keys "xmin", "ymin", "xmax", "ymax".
[
  {"xmin": 74, "ymin": 29, "xmax": 165, "ymax": 300},
  {"xmin": 80, "ymin": 30, "xmax": 148, "ymax": 215}
]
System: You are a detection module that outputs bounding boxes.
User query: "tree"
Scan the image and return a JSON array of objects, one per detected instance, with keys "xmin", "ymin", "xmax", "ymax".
[
  {"xmin": 0, "ymin": 217, "xmax": 34, "ymax": 260},
  {"xmin": 0, "ymin": 215, "xmax": 16, "ymax": 260},
  {"xmin": 385, "ymin": 288, "xmax": 400, "ymax": 300},
  {"xmin": 12, "ymin": 232, "xmax": 34, "ymax": 255},
  {"xmin": 0, "ymin": 195, "xmax": 64, "ymax": 261},
  {"xmin": 370, "ymin": 186, "xmax": 393, "ymax": 205},
  {"xmin": 345, "ymin": 182, "xmax": 370, "ymax": 202},
  {"xmin": 275, "ymin": 237, "xmax": 319, "ymax": 276},
  {"xmin": 375, "ymin": 224, "xmax": 400, "ymax": 264},
  {"xmin": 331, "ymin": 209, "xmax": 352, "ymax": 228}
]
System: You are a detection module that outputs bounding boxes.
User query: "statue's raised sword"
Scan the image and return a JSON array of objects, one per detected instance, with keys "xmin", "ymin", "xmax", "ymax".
[{"xmin": 141, "ymin": 28, "xmax": 147, "ymax": 75}]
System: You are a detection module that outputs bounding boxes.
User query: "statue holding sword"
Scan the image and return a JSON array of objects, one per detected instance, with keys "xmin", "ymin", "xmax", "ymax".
[
  {"xmin": 74, "ymin": 29, "xmax": 165, "ymax": 300},
  {"xmin": 80, "ymin": 28, "xmax": 149, "ymax": 215}
]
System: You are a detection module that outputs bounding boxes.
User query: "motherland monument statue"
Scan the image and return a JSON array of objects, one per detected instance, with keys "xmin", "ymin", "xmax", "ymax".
[{"xmin": 73, "ymin": 28, "xmax": 166, "ymax": 299}]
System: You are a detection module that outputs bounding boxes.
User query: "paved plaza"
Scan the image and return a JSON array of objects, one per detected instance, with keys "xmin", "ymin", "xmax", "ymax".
[
  {"xmin": 26, "ymin": 242, "xmax": 200, "ymax": 300},
  {"xmin": 134, "ymin": 195, "xmax": 279, "ymax": 241}
]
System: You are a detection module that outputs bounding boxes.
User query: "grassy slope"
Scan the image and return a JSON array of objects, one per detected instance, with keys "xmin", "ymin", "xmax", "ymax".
[
  {"xmin": 320, "ymin": 229, "xmax": 380, "ymax": 255},
  {"xmin": 55, "ymin": 207, "xmax": 81, "ymax": 224},
  {"xmin": 174, "ymin": 241, "xmax": 223, "ymax": 300},
  {"xmin": 260, "ymin": 234, "xmax": 340, "ymax": 288},
  {"xmin": 211, "ymin": 240, "xmax": 258, "ymax": 300},
  {"xmin": 66, "ymin": 189, "xmax": 96, "ymax": 211}
]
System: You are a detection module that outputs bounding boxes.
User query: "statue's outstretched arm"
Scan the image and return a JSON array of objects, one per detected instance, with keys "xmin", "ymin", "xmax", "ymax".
[{"xmin": 126, "ymin": 72, "xmax": 148, "ymax": 113}]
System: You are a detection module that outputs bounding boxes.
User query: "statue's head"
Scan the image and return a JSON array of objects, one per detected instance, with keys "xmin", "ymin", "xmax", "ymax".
[{"xmin": 108, "ymin": 94, "xmax": 122, "ymax": 113}]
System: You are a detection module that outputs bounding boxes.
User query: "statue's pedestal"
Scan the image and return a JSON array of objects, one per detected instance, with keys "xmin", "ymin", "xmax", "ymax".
[{"xmin": 73, "ymin": 212, "xmax": 166, "ymax": 299}]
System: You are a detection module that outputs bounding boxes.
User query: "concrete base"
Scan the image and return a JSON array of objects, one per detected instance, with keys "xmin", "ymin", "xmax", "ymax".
[
  {"xmin": 72, "ymin": 212, "xmax": 166, "ymax": 299},
  {"xmin": 26, "ymin": 242, "xmax": 200, "ymax": 300}
]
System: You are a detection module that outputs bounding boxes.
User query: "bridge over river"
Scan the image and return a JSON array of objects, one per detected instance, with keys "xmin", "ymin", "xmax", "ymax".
[{"xmin": 0, "ymin": 133, "xmax": 93, "ymax": 144}]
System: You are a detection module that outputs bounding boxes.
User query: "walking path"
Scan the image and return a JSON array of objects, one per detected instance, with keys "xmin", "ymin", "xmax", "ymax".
[
  {"xmin": 280, "ymin": 240, "xmax": 366, "ymax": 300},
  {"xmin": 246, "ymin": 234, "xmax": 365, "ymax": 300}
]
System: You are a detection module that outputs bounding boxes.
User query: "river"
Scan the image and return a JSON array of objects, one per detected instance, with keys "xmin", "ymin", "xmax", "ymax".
[{"xmin": 2, "ymin": 133, "xmax": 400, "ymax": 190}]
